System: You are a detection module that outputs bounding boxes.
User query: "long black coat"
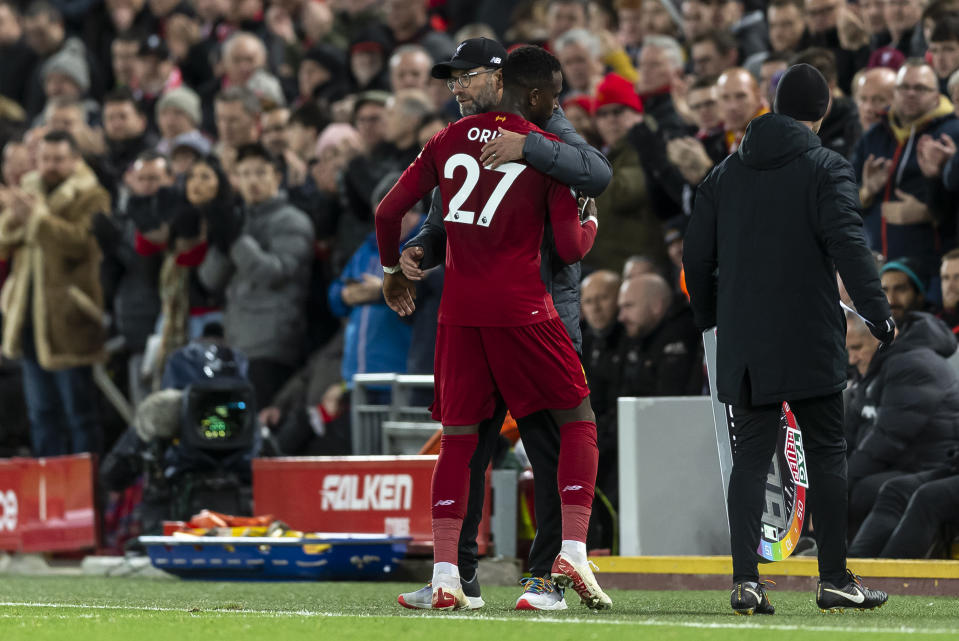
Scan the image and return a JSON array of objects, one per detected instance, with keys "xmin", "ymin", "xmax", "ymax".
[
  {"xmin": 684, "ymin": 114, "xmax": 890, "ymax": 406},
  {"xmin": 845, "ymin": 312, "xmax": 959, "ymax": 483}
]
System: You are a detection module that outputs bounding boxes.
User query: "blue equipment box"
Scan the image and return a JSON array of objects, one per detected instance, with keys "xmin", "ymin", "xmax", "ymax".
[{"xmin": 139, "ymin": 533, "xmax": 409, "ymax": 581}]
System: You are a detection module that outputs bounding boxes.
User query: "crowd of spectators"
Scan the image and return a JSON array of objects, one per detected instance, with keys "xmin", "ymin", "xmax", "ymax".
[{"xmin": 0, "ymin": 0, "xmax": 958, "ymax": 556}]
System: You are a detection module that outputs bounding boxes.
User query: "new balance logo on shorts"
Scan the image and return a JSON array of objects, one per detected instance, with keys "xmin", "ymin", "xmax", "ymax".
[
  {"xmin": 562, "ymin": 485, "xmax": 583, "ymax": 492},
  {"xmin": 434, "ymin": 499, "xmax": 456, "ymax": 506}
]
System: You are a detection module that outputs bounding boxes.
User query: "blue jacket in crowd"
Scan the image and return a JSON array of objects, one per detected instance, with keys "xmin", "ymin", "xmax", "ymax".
[{"xmin": 328, "ymin": 218, "xmax": 424, "ymax": 388}]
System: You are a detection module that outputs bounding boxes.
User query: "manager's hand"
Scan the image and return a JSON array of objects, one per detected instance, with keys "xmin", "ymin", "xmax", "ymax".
[
  {"xmin": 383, "ymin": 271, "xmax": 417, "ymax": 316},
  {"xmin": 480, "ymin": 128, "xmax": 526, "ymax": 169},
  {"xmin": 400, "ymin": 245, "xmax": 426, "ymax": 281}
]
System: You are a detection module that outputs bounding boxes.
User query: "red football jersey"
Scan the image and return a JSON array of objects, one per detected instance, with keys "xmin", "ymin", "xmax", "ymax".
[{"xmin": 376, "ymin": 111, "xmax": 596, "ymax": 327}]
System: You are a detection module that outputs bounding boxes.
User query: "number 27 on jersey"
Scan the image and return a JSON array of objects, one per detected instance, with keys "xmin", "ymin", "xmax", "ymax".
[{"xmin": 443, "ymin": 153, "xmax": 526, "ymax": 227}]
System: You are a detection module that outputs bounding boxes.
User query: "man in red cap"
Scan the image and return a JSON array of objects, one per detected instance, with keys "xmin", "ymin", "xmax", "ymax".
[{"xmin": 591, "ymin": 73, "xmax": 667, "ymax": 273}]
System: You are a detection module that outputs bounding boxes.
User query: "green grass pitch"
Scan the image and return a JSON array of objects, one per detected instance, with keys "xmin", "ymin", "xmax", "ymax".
[{"xmin": 1, "ymin": 576, "xmax": 958, "ymax": 641}]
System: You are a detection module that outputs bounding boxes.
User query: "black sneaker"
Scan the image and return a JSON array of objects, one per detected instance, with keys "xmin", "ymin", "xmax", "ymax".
[
  {"xmin": 730, "ymin": 581, "xmax": 775, "ymax": 615},
  {"xmin": 461, "ymin": 573, "xmax": 485, "ymax": 608},
  {"xmin": 817, "ymin": 570, "xmax": 888, "ymax": 612}
]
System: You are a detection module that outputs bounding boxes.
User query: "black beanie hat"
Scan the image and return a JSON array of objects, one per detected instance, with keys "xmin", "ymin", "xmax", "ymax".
[{"xmin": 774, "ymin": 63, "xmax": 830, "ymax": 122}]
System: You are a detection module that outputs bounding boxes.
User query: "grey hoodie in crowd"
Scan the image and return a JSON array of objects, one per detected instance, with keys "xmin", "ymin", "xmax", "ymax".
[{"xmin": 198, "ymin": 195, "xmax": 314, "ymax": 365}]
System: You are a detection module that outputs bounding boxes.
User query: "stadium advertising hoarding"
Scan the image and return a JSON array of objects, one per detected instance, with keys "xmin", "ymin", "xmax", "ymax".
[
  {"xmin": 253, "ymin": 456, "xmax": 492, "ymax": 553},
  {"xmin": 0, "ymin": 454, "xmax": 97, "ymax": 552}
]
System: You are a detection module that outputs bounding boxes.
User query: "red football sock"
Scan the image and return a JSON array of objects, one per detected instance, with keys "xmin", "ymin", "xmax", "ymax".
[
  {"xmin": 432, "ymin": 518, "xmax": 461, "ymax": 569},
  {"xmin": 430, "ymin": 432, "xmax": 479, "ymax": 564},
  {"xmin": 557, "ymin": 420, "xmax": 598, "ymax": 542}
]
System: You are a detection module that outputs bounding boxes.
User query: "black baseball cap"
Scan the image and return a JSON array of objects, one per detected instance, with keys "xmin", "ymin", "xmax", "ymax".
[{"xmin": 431, "ymin": 38, "xmax": 508, "ymax": 79}]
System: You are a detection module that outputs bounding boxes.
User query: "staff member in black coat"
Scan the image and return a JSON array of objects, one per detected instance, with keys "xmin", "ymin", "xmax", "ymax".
[
  {"xmin": 684, "ymin": 64, "xmax": 896, "ymax": 615},
  {"xmin": 844, "ymin": 310, "xmax": 959, "ymax": 526}
]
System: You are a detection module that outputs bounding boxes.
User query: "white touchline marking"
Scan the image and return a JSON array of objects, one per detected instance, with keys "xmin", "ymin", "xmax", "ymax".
[
  {"xmin": 0, "ymin": 613, "xmax": 98, "ymax": 619},
  {"xmin": 0, "ymin": 603, "xmax": 956, "ymax": 634}
]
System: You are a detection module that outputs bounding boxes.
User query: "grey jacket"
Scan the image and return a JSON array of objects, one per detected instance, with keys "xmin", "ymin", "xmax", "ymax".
[
  {"xmin": 199, "ymin": 196, "xmax": 314, "ymax": 365},
  {"xmin": 406, "ymin": 107, "xmax": 611, "ymax": 353}
]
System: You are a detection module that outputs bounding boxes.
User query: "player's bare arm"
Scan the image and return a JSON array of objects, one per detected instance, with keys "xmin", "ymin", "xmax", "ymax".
[{"xmin": 382, "ymin": 271, "xmax": 417, "ymax": 316}]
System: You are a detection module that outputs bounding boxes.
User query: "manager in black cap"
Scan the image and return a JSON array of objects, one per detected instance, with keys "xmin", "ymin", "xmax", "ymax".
[
  {"xmin": 429, "ymin": 37, "xmax": 508, "ymax": 116},
  {"xmin": 684, "ymin": 63, "xmax": 896, "ymax": 615}
]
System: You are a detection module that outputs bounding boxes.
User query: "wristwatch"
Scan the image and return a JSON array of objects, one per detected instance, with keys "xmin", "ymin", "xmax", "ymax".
[{"xmin": 382, "ymin": 264, "xmax": 402, "ymax": 274}]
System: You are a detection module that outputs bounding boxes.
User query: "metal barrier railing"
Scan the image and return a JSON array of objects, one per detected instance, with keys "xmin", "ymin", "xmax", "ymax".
[
  {"xmin": 349, "ymin": 373, "xmax": 519, "ymax": 557},
  {"xmin": 350, "ymin": 374, "xmax": 438, "ymax": 454}
]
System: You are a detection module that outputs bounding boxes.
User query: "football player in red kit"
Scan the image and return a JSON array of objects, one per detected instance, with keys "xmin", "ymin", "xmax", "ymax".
[{"xmin": 374, "ymin": 39, "xmax": 610, "ymax": 611}]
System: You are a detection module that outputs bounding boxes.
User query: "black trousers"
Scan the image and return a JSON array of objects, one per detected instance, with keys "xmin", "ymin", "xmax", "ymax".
[
  {"xmin": 849, "ymin": 467, "xmax": 959, "ymax": 558},
  {"xmin": 729, "ymin": 392, "xmax": 848, "ymax": 584},
  {"xmin": 458, "ymin": 401, "xmax": 562, "ymax": 579},
  {"xmin": 849, "ymin": 470, "xmax": 903, "ymax": 535}
]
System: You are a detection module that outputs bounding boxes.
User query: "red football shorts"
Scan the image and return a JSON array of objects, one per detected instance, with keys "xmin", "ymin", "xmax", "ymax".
[{"xmin": 431, "ymin": 318, "xmax": 590, "ymax": 426}]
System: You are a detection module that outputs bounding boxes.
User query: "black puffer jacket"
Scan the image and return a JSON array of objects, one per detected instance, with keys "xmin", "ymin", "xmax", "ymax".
[
  {"xmin": 685, "ymin": 113, "xmax": 890, "ymax": 406},
  {"xmin": 846, "ymin": 311, "xmax": 959, "ymax": 482},
  {"xmin": 606, "ymin": 298, "xmax": 704, "ymax": 400}
]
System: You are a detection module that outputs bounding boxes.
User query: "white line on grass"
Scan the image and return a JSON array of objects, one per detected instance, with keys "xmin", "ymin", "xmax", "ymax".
[
  {"xmin": 1, "ymin": 601, "xmax": 956, "ymax": 634},
  {"xmin": 0, "ymin": 614, "xmax": 99, "ymax": 621}
]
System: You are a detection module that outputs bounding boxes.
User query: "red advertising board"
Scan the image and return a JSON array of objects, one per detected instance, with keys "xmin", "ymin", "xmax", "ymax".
[
  {"xmin": 253, "ymin": 456, "xmax": 491, "ymax": 555},
  {"xmin": 0, "ymin": 454, "xmax": 98, "ymax": 552}
]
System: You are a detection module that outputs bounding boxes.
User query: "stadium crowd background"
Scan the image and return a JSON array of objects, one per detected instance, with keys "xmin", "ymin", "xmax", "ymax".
[{"xmin": 0, "ymin": 0, "xmax": 958, "ymax": 558}]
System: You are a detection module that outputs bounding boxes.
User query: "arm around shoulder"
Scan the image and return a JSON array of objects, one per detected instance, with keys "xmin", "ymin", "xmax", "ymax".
[{"xmin": 525, "ymin": 116, "xmax": 612, "ymax": 197}]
